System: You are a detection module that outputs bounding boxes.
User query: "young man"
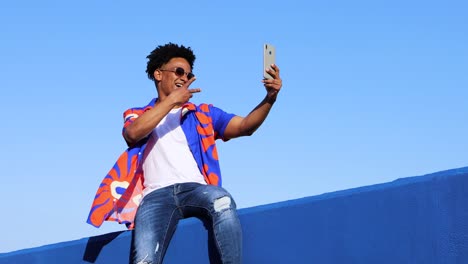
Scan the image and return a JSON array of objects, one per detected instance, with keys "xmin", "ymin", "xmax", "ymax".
[{"xmin": 87, "ymin": 43, "xmax": 282, "ymax": 264}]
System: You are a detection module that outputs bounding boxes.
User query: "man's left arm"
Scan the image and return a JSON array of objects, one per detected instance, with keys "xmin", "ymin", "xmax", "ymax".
[{"xmin": 223, "ymin": 64, "xmax": 282, "ymax": 140}]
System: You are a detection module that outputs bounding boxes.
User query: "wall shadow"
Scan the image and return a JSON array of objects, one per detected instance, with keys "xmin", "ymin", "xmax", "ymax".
[{"xmin": 83, "ymin": 231, "xmax": 125, "ymax": 263}]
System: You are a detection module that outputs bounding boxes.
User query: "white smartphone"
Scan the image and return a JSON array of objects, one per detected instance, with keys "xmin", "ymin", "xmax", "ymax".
[{"xmin": 263, "ymin": 43, "xmax": 276, "ymax": 79}]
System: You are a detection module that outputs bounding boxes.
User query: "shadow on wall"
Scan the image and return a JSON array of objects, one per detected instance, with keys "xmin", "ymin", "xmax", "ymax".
[
  {"xmin": 83, "ymin": 231, "xmax": 124, "ymax": 263},
  {"xmin": 82, "ymin": 217, "xmax": 224, "ymax": 264}
]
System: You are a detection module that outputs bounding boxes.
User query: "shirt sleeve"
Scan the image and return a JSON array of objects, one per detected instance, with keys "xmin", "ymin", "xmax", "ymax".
[
  {"xmin": 121, "ymin": 98, "xmax": 157, "ymax": 138},
  {"xmin": 208, "ymin": 104, "xmax": 236, "ymax": 140},
  {"xmin": 123, "ymin": 108, "xmax": 140, "ymax": 128},
  {"xmin": 121, "ymin": 107, "xmax": 148, "ymax": 139}
]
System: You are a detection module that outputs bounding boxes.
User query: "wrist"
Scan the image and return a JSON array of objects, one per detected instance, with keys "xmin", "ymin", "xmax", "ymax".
[{"xmin": 265, "ymin": 94, "xmax": 277, "ymax": 105}]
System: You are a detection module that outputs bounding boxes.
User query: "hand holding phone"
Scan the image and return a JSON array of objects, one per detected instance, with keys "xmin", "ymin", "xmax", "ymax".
[{"xmin": 263, "ymin": 43, "xmax": 276, "ymax": 80}]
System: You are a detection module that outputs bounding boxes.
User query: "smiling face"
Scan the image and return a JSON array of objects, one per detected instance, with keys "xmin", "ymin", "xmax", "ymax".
[{"xmin": 154, "ymin": 57, "xmax": 193, "ymax": 99}]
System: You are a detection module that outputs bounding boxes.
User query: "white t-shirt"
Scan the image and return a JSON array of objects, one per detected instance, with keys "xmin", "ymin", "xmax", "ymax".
[{"xmin": 141, "ymin": 108, "xmax": 206, "ymax": 197}]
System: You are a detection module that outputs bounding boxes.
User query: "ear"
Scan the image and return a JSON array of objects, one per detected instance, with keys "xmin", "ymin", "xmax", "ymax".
[{"xmin": 154, "ymin": 70, "xmax": 162, "ymax": 81}]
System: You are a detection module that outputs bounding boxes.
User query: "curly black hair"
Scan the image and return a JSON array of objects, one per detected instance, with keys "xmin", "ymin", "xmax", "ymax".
[{"xmin": 145, "ymin": 43, "xmax": 196, "ymax": 81}]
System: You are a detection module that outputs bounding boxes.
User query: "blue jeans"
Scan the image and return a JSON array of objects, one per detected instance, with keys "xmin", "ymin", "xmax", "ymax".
[{"xmin": 131, "ymin": 183, "xmax": 242, "ymax": 264}]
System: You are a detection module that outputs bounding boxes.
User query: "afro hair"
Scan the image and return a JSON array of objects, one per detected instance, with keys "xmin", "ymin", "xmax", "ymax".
[{"xmin": 145, "ymin": 43, "xmax": 196, "ymax": 81}]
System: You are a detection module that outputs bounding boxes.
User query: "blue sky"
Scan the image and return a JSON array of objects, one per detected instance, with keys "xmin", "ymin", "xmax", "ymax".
[{"xmin": 1, "ymin": 0, "xmax": 467, "ymax": 253}]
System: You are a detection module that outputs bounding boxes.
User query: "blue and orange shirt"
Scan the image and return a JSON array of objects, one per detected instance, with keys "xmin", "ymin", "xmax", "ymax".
[{"xmin": 87, "ymin": 98, "xmax": 235, "ymax": 229}]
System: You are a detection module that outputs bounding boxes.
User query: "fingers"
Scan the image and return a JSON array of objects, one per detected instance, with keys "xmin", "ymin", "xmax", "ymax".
[
  {"xmin": 262, "ymin": 79, "xmax": 282, "ymax": 89},
  {"xmin": 181, "ymin": 77, "xmax": 201, "ymax": 96},
  {"xmin": 186, "ymin": 77, "xmax": 197, "ymax": 86},
  {"xmin": 189, "ymin": 88, "xmax": 202, "ymax": 94},
  {"xmin": 265, "ymin": 64, "xmax": 280, "ymax": 79},
  {"xmin": 263, "ymin": 64, "xmax": 282, "ymax": 88},
  {"xmin": 262, "ymin": 78, "xmax": 281, "ymax": 84},
  {"xmin": 270, "ymin": 64, "xmax": 280, "ymax": 77}
]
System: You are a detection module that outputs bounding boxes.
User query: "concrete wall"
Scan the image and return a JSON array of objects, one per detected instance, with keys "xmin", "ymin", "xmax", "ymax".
[{"xmin": 1, "ymin": 167, "xmax": 468, "ymax": 263}]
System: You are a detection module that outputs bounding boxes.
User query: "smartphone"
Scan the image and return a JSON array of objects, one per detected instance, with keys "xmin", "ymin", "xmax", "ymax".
[{"xmin": 263, "ymin": 43, "xmax": 276, "ymax": 79}]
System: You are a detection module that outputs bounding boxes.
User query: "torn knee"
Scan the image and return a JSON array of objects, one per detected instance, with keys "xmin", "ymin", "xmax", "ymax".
[
  {"xmin": 135, "ymin": 254, "xmax": 151, "ymax": 264},
  {"xmin": 213, "ymin": 196, "xmax": 233, "ymax": 212}
]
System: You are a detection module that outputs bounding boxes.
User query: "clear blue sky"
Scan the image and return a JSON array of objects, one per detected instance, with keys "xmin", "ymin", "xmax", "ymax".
[{"xmin": 1, "ymin": 0, "xmax": 467, "ymax": 253}]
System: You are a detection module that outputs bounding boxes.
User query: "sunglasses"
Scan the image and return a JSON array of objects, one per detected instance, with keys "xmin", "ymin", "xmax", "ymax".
[{"xmin": 160, "ymin": 67, "xmax": 195, "ymax": 80}]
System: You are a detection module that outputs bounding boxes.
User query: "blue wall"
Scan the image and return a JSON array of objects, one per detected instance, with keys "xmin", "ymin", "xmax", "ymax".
[{"xmin": 2, "ymin": 167, "xmax": 468, "ymax": 263}]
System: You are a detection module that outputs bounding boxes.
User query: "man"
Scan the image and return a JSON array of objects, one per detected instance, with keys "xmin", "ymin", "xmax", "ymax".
[{"xmin": 87, "ymin": 43, "xmax": 282, "ymax": 264}]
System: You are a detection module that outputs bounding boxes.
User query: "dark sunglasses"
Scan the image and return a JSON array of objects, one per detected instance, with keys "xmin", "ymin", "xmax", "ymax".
[{"xmin": 160, "ymin": 67, "xmax": 195, "ymax": 80}]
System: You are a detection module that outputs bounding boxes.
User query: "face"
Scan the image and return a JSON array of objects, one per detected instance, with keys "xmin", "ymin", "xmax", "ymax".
[{"xmin": 154, "ymin": 57, "xmax": 193, "ymax": 97}]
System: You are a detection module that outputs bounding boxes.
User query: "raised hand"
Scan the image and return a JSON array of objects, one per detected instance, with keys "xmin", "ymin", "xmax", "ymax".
[
  {"xmin": 262, "ymin": 64, "xmax": 282, "ymax": 102},
  {"xmin": 167, "ymin": 77, "xmax": 202, "ymax": 106}
]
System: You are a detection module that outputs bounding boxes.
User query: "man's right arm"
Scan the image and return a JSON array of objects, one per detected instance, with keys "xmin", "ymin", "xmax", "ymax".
[
  {"xmin": 123, "ymin": 84, "xmax": 202, "ymax": 146},
  {"xmin": 124, "ymin": 74, "xmax": 202, "ymax": 146}
]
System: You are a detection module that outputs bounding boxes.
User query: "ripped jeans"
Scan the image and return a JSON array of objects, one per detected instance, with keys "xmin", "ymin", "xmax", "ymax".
[{"xmin": 131, "ymin": 183, "xmax": 242, "ymax": 264}]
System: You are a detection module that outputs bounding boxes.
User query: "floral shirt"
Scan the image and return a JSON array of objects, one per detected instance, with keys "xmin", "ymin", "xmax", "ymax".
[{"xmin": 87, "ymin": 98, "xmax": 235, "ymax": 229}]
